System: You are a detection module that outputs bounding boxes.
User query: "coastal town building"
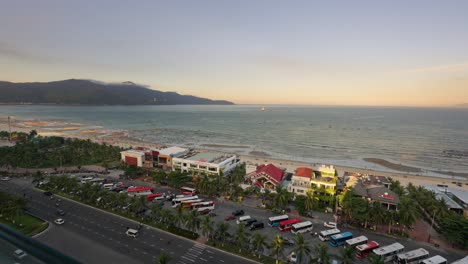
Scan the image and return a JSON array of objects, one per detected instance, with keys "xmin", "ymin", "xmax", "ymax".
[
  {"xmin": 157, "ymin": 146, "xmax": 189, "ymax": 169},
  {"xmin": 245, "ymin": 164, "xmax": 285, "ymax": 192},
  {"xmin": 424, "ymin": 185, "xmax": 468, "ymax": 218},
  {"xmin": 172, "ymin": 151, "xmax": 240, "ymax": 176},
  {"xmin": 120, "ymin": 149, "xmax": 146, "ymax": 167},
  {"xmin": 310, "ymin": 165, "xmax": 338, "ymax": 193},
  {"xmin": 345, "ymin": 173, "xmax": 399, "ymax": 210},
  {"xmin": 288, "ymin": 167, "xmax": 314, "ymax": 195}
]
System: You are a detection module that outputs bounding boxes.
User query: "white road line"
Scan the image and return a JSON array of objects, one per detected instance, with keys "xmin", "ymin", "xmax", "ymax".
[
  {"xmin": 181, "ymin": 256, "xmax": 195, "ymax": 262},
  {"xmin": 185, "ymin": 252, "xmax": 198, "ymax": 258},
  {"xmin": 219, "ymin": 260, "xmax": 225, "ymax": 263},
  {"xmin": 199, "ymin": 258, "xmax": 208, "ymax": 262}
]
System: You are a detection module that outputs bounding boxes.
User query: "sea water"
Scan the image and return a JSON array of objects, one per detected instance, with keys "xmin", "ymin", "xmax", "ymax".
[{"xmin": 1, "ymin": 105, "xmax": 467, "ymax": 173}]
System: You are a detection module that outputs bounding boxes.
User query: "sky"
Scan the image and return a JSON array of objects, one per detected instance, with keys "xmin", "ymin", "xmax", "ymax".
[{"xmin": 1, "ymin": 0, "xmax": 468, "ymax": 106}]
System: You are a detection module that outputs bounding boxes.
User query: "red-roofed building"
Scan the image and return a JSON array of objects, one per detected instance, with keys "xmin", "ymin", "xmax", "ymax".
[
  {"xmin": 288, "ymin": 167, "xmax": 315, "ymax": 195},
  {"xmin": 246, "ymin": 164, "xmax": 285, "ymax": 192}
]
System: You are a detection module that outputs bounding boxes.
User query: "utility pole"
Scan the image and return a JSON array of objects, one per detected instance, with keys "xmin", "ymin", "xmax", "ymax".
[{"xmin": 8, "ymin": 116, "xmax": 12, "ymax": 141}]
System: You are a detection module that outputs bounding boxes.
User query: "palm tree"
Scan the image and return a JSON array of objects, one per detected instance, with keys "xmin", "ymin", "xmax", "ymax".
[
  {"xmin": 159, "ymin": 209, "xmax": 174, "ymax": 227},
  {"xmin": 385, "ymin": 210, "xmax": 397, "ymax": 234},
  {"xmin": 274, "ymin": 186, "xmax": 290, "ymax": 208},
  {"xmin": 271, "ymin": 234, "xmax": 284, "ymax": 264},
  {"xmin": 389, "ymin": 179, "xmax": 405, "ymax": 197},
  {"xmin": 337, "ymin": 246, "xmax": 355, "ymax": 264},
  {"xmin": 368, "ymin": 253, "xmax": 385, "ymax": 264},
  {"xmin": 314, "ymin": 243, "xmax": 330, "ymax": 264},
  {"xmin": 304, "ymin": 189, "xmax": 318, "ymax": 213},
  {"xmin": 174, "ymin": 203, "xmax": 185, "ymax": 228},
  {"xmin": 184, "ymin": 210, "xmax": 201, "ymax": 233},
  {"xmin": 251, "ymin": 232, "xmax": 269, "ymax": 259},
  {"xmin": 156, "ymin": 251, "xmax": 172, "ymax": 264},
  {"xmin": 214, "ymin": 221, "xmax": 230, "ymax": 246},
  {"xmin": 368, "ymin": 202, "xmax": 385, "ymax": 230},
  {"xmin": 292, "ymin": 233, "xmax": 311, "ymax": 264},
  {"xmin": 200, "ymin": 215, "xmax": 214, "ymax": 240},
  {"xmin": 32, "ymin": 170, "xmax": 45, "ymax": 186},
  {"xmin": 234, "ymin": 223, "xmax": 248, "ymax": 252},
  {"xmin": 398, "ymin": 197, "xmax": 419, "ymax": 233}
]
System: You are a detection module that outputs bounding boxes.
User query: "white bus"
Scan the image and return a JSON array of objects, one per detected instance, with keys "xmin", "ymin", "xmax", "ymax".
[
  {"xmin": 171, "ymin": 195, "xmax": 199, "ymax": 207},
  {"xmin": 318, "ymin": 228, "xmax": 341, "ymax": 241},
  {"xmin": 102, "ymin": 183, "xmax": 114, "ymax": 189},
  {"xmin": 419, "ymin": 255, "xmax": 447, "ymax": 264},
  {"xmin": 180, "ymin": 186, "xmax": 196, "ymax": 195},
  {"xmin": 268, "ymin": 215, "xmax": 289, "ymax": 227},
  {"xmin": 192, "ymin": 201, "xmax": 215, "ymax": 212},
  {"xmin": 372, "ymin": 243, "xmax": 405, "ymax": 263},
  {"xmin": 394, "ymin": 248, "xmax": 429, "ymax": 264},
  {"xmin": 180, "ymin": 199, "xmax": 204, "ymax": 208},
  {"xmin": 345, "ymin": 235, "xmax": 368, "ymax": 248},
  {"xmin": 291, "ymin": 221, "xmax": 313, "ymax": 234}
]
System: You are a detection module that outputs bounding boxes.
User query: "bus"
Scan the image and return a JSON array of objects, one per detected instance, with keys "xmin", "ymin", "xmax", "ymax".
[
  {"xmin": 345, "ymin": 235, "xmax": 368, "ymax": 248},
  {"xmin": 146, "ymin": 193, "xmax": 164, "ymax": 202},
  {"xmin": 127, "ymin": 186, "xmax": 154, "ymax": 197},
  {"xmin": 181, "ymin": 199, "xmax": 204, "ymax": 208},
  {"xmin": 291, "ymin": 221, "xmax": 313, "ymax": 234},
  {"xmin": 278, "ymin": 218, "xmax": 301, "ymax": 232},
  {"xmin": 191, "ymin": 201, "xmax": 215, "ymax": 212},
  {"xmin": 318, "ymin": 228, "xmax": 341, "ymax": 241},
  {"xmin": 420, "ymin": 255, "xmax": 447, "ymax": 264},
  {"xmin": 372, "ymin": 243, "xmax": 404, "ymax": 263},
  {"xmin": 171, "ymin": 196, "xmax": 199, "ymax": 207},
  {"xmin": 394, "ymin": 248, "xmax": 429, "ymax": 264},
  {"xmin": 180, "ymin": 187, "xmax": 196, "ymax": 195},
  {"xmin": 268, "ymin": 215, "xmax": 289, "ymax": 227},
  {"xmin": 329, "ymin": 232, "xmax": 353, "ymax": 247},
  {"xmin": 355, "ymin": 241, "xmax": 379, "ymax": 259}
]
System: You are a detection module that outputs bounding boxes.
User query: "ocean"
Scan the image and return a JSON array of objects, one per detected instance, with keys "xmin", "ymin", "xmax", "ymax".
[{"xmin": 1, "ymin": 105, "xmax": 468, "ymax": 173}]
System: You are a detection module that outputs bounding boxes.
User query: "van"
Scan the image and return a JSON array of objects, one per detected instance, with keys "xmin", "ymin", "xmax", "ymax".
[
  {"xmin": 236, "ymin": 215, "xmax": 251, "ymax": 225},
  {"xmin": 250, "ymin": 222, "xmax": 264, "ymax": 230},
  {"xmin": 126, "ymin": 228, "xmax": 139, "ymax": 238},
  {"xmin": 102, "ymin": 183, "xmax": 114, "ymax": 189}
]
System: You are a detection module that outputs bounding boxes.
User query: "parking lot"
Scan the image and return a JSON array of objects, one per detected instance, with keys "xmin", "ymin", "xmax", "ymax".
[{"xmin": 24, "ymin": 172, "xmax": 468, "ymax": 263}]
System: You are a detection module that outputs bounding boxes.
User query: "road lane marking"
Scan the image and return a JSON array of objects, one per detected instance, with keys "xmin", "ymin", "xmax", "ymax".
[
  {"xmin": 181, "ymin": 256, "xmax": 195, "ymax": 262},
  {"xmin": 199, "ymin": 258, "xmax": 208, "ymax": 262}
]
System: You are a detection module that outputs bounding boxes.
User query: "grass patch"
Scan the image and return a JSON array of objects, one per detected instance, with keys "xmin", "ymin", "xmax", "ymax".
[
  {"xmin": 0, "ymin": 213, "xmax": 48, "ymax": 236},
  {"xmin": 207, "ymin": 241, "xmax": 276, "ymax": 264}
]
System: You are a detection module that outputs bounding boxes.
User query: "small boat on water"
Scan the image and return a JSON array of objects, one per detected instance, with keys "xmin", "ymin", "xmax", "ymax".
[{"xmin": 261, "ymin": 107, "xmax": 266, "ymax": 111}]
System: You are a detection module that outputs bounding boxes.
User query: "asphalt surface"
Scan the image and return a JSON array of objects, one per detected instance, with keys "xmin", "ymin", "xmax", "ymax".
[{"xmin": 0, "ymin": 178, "xmax": 257, "ymax": 264}]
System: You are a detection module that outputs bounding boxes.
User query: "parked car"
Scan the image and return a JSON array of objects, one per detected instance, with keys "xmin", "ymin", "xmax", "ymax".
[
  {"xmin": 13, "ymin": 249, "xmax": 27, "ymax": 260},
  {"xmin": 199, "ymin": 209, "xmax": 211, "ymax": 215},
  {"xmin": 232, "ymin": 209, "xmax": 245, "ymax": 216},
  {"xmin": 288, "ymin": 252, "xmax": 297, "ymax": 263},
  {"xmin": 1, "ymin": 176, "xmax": 11, "ymax": 181},
  {"xmin": 245, "ymin": 218, "xmax": 257, "ymax": 227},
  {"xmin": 44, "ymin": 191, "xmax": 53, "ymax": 196},
  {"xmin": 324, "ymin": 221, "xmax": 337, "ymax": 228},
  {"xmin": 283, "ymin": 238, "xmax": 295, "ymax": 246},
  {"xmin": 225, "ymin": 215, "xmax": 236, "ymax": 221},
  {"xmin": 54, "ymin": 218, "xmax": 65, "ymax": 225},
  {"xmin": 250, "ymin": 222, "xmax": 264, "ymax": 231}
]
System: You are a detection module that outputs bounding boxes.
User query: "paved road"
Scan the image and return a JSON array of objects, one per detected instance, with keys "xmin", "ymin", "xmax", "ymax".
[{"xmin": 0, "ymin": 178, "xmax": 257, "ymax": 264}]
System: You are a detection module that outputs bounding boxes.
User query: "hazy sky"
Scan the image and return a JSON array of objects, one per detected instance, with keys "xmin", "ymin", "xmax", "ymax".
[{"xmin": 1, "ymin": 1, "xmax": 468, "ymax": 106}]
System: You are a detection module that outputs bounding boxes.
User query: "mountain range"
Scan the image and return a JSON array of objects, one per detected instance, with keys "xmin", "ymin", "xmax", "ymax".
[{"xmin": 0, "ymin": 79, "xmax": 233, "ymax": 105}]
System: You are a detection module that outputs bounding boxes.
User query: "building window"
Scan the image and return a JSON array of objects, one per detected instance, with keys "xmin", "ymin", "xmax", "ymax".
[
  {"xmin": 190, "ymin": 164, "xmax": 197, "ymax": 168},
  {"xmin": 183, "ymin": 163, "xmax": 187, "ymax": 167},
  {"xmin": 208, "ymin": 167, "xmax": 217, "ymax": 172},
  {"xmin": 199, "ymin": 165, "xmax": 206, "ymax": 169}
]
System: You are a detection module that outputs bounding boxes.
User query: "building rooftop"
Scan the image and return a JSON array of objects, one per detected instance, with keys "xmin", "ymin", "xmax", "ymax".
[
  {"xmin": 294, "ymin": 167, "xmax": 313, "ymax": 178},
  {"xmin": 367, "ymin": 186, "xmax": 400, "ymax": 204},
  {"xmin": 120, "ymin": 149, "xmax": 145, "ymax": 155},
  {"xmin": 252, "ymin": 164, "xmax": 284, "ymax": 184},
  {"xmin": 176, "ymin": 151, "xmax": 236, "ymax": 164},
  {"xmin": 158, "ymin": 146, "xmax": 188, "ymax": 156},
  {"xmin": 424, "ymin": 185, "xmax": 467, "ymax": 208}
]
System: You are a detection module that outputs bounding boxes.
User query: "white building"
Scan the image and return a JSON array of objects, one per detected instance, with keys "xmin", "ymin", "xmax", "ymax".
[
  {"xmin": 120, "ymin": 150, "xmax": 146, "ymax": 167},
  {"xmin": 172, "ymin": 151, "xmax": 240, "ymax": 176},
  {"xmin": 288, "ymin": 167, "xmax": 314, "ymax": 195},
  {"xmin": 157, "ymin": 146, "xmax": 189, "ymax": 168}
]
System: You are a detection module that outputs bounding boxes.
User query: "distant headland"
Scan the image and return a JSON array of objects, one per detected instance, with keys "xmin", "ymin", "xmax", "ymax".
[{"xmin": 0, "ymin": 79, "xmax": 234, "ymax": 105}]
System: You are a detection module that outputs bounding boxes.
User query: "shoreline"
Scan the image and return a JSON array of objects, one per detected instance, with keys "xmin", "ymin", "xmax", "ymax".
[{"xmin": 1, "ymin": 115, "xmax": 467, "ymax": 190}]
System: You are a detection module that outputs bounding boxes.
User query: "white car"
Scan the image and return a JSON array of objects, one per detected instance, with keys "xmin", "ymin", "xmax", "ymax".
[
  {"xmin": 1, "ymin": 176, "xmax": 11, "ymax": 181},
  {"xmin": 288, "ymin": 252, "xmax": 297, "ymax": 263},
  {"xmin": 13, "ymin": 249, "xmax": 27, "ymax": 259},
  {"xmin": 54, "ymin": 218, "xmax": 65, "ymax": 225},
  {"xmin": 126, "ymin": 228, "xmax": 139, "ymax": 238},
  {"xmin": 324, "ymin": 221, "xmax": 337, "ymax": 228}
]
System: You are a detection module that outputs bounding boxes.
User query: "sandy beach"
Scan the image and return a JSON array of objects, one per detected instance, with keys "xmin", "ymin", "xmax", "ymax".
[{"xmin": 1, "ymin": 115, "xmax": 467, "ymax": 191}]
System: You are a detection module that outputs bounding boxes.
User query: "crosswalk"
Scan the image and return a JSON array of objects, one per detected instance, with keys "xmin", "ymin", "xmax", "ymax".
[{"xmin": 176, "ymin": 243, "xmax": 207, "ymax": 263}]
